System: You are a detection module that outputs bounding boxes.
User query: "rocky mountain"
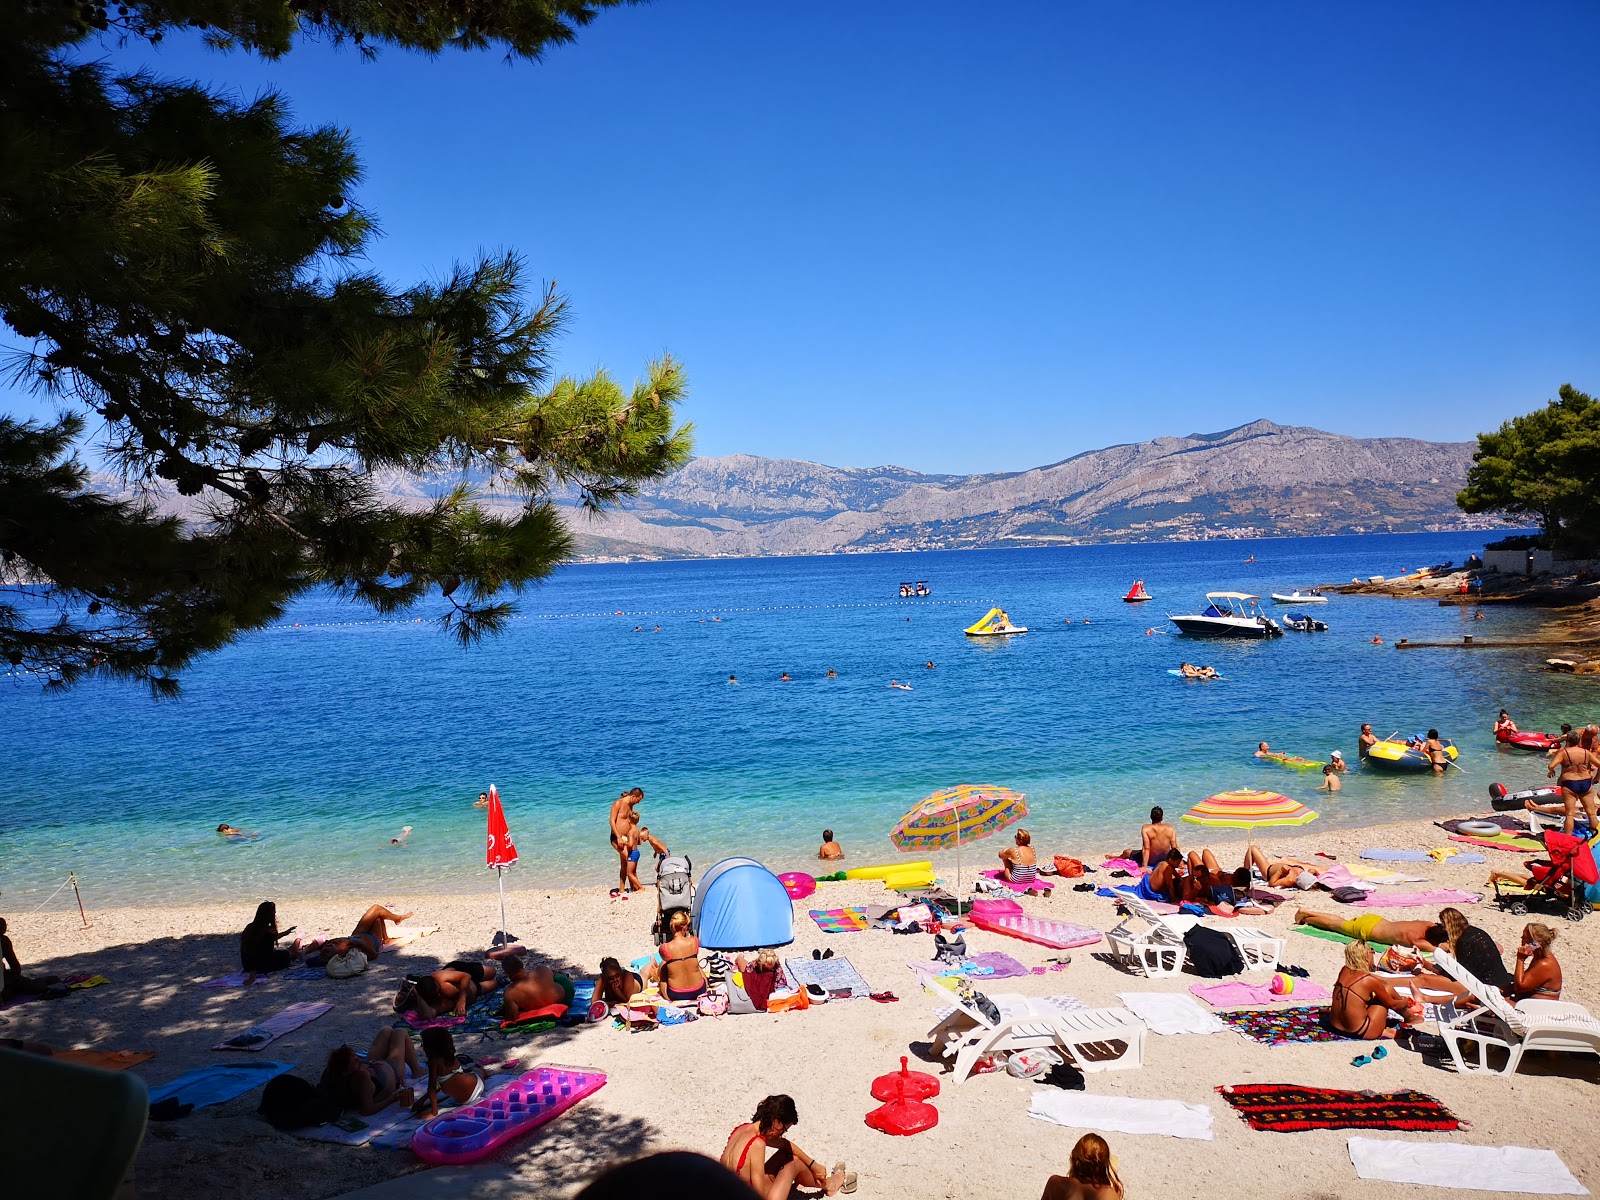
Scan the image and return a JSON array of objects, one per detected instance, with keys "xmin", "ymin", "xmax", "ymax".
[{"xmin": 552, "ymin": 419, "xmax": 1495, "ymax": 558}]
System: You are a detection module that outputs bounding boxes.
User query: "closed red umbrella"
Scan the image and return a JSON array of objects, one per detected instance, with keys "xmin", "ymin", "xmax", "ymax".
[{"xmin": 486, "ymin": 783, "xmax": 518, "ymax": 947}]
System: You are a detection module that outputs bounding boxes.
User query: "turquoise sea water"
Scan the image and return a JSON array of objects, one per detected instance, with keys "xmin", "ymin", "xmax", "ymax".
[{"xmin": 2, "ymin": 532, "xmax": 1591, "ymax": 909}]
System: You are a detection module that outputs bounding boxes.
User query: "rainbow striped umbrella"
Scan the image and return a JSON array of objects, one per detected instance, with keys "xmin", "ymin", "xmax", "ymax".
[
  {"xmin": 1181, "ymin": 788, "xmax": 1318, "ymax": 830},
  {"xmin": 890, "ymin": 784, "xmax": 1028, "ymax": 893}
]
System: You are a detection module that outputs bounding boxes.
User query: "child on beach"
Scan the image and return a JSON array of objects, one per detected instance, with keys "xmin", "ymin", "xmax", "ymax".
[{"xmin": 1315, "ymin": 763, "xmax": 1341, "ymax": 792}]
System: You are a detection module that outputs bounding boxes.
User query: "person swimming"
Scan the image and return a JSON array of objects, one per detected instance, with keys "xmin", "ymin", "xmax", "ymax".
[
  {"xmin": 889, "ymin": 680, "xmax": 912, "ymax": 690},
  {"xmin": 390, "ymin": 825, "xmax": 413, "ymax": 845}
]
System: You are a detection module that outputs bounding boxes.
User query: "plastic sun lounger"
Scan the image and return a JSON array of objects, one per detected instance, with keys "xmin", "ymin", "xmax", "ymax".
[
  {"xmin": 1431, "ymin": 948, "xmax": 1600, "ymax": 1078},
  {"xmin": 922, "ymin": 978, "xmax": 1145, "ymax": 1084},
  {"xmin": 1113, "ymin": 895, "xmax": 1284, "ymax": 975}
]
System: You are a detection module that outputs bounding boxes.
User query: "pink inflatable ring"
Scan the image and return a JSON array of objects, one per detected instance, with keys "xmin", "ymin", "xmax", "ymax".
[{"xmin": 779, "ymin": 872, "xmax": 817, "ymax": 900}]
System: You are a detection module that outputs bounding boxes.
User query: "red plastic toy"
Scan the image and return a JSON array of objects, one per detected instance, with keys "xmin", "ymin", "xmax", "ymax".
[{"xmin": 865, "ymin": 1057, "xmax": 939, "ymax": 1135}]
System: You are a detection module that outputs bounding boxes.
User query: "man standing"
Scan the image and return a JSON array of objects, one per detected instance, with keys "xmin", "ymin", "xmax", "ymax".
[{"xmin": 609, "ymin": 788, "xmax": 644, "ymax": 896}]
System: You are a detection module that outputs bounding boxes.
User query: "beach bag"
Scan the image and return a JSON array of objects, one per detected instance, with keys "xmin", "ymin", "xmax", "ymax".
[
  {"xmin": 1183, "ymin": 926, "xmax": 1245, "ymax": 978},
  {"xmin": 259, "ymin": 1075, "xmax": 341, "ymax": 1131},
  {"xmin": 725, "ymin": 978, "xmax": 759, "ymax": 1015},
  {"xmin": 324, "ymin": 950, "xmax": 368, "ymax": 979},
  {"xmin": 934, "ymin": 931, "xmax": 966, "ymax": 964},
  {"xmin": 1006, "ymin": 1047, "xmax": 1062, "ymax": 1080},
  {"xmin": 698, "ymin": 988, "xmax": 729, "ymax": 1017},
  {"xmin": 958, "ymin": 983, "xmax": 1002, "ymax": 1026},
  {"xmin": 1329, "ymin": 886, "xmax": 1368, "ymax": 905},
  {"xmin": 1053, "ymin": 856, "xmax": 1085, "ymax": 879}
]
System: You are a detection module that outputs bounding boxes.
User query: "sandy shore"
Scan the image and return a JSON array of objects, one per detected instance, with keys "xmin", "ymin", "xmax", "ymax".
[{"xmin": 3, "ymin": 812, "xmax": 1596, "ymax": 1200}]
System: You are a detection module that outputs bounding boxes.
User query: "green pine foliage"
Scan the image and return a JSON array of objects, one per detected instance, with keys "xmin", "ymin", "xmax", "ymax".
[
  {"xmin": 1457, "ymin": 385, "xmax": 1600, "ymax": 557},
  {"xmin": 0, "ymin": 0, "xmax": 690, "ymax": 695}
]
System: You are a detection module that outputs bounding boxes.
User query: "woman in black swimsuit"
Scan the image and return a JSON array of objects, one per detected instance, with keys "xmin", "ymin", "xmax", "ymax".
[
  {"xmin": 320, "ymin": 1028, "xmax": 418, "ymax": 1116},
  {"xmin": 1330, "ymin": 941, "xmax": 1419, "ymax": 1040}
]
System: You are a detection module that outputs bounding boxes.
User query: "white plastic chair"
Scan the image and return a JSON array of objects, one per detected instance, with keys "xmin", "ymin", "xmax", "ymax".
[
  {"xmin": 1433, "ymin": 947, "xmax": 1600, "ymax": 1077},
  {"xmin": 923, "ymin": 979, "xmax": 1145, "ymax": 1083},
  {"xmin": 1115, "ymin": 894, "xmax": 1283, "ymax": 975}
]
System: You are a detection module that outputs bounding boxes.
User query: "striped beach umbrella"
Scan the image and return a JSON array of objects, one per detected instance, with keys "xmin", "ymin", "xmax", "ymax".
[
  {"xmin": 890, "ymin": 784, "xmax": 1028, "ymax": 894},
  {"xmin": 1181, "ymin": 788, "xmax": 1318, "ymax": 830}
]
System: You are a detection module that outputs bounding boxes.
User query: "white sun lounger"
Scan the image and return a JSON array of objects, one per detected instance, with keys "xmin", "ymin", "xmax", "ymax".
[
  {"xmin": 1111, "ymin": 895, "xmax": 1284, "ymax": 976},
  {"xmin": 923, "ymin": 979, "xmax": 1146, "ymax": 1084},
  {"xmin": 1433, "ymin": 947, "xmax": 1600, "ymax": 1077}
]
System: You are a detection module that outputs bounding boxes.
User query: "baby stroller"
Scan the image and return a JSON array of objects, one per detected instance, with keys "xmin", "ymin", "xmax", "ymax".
[
  {"xmin": 652, "ymin": 855, "xmax": 694, "ymax": 944},
  {"xmin": 1491, "ymin": 830, "xmax": 1596, "ymax": 923}
]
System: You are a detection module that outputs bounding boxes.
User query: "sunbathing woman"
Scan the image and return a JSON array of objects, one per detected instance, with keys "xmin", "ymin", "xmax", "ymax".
[
  {"xmin": 320, "ymin": 1028, "xmax": 417, "ymax": 1116},
  {"xmin": 720, "ymin": 1094, "xmax": 855, "ymax": 1199},
  {"xmin": 395, "ymin": 961, "xmax": 500, "ymax": 1019},
  {"xmin": 1244, "ymin": 845, "xmax": 1320, "ymax": 890},
  {"xmin": 1040, "ymin": 1132, "xmax": 1123, "ymax": 1200},
  {"xmin": 313, "ymin": 904, "xmax": 413, "ymax": 965},
  {"xmin": 419, "ymin": 1027, "xmax": 488, "ymax": 1114},
  {"xmin": 659, "ymin": 911, "xmax": 709, "ymax": 1003},
  {"xmin": 999, "ymin": 829, "xmax": 1039, "ymax": 889},
  {"xmin": 1293, "ymin": 909, "xmax": 1447, "ymax": 951},
  {"xmin": 598, "ymin": 956, "xmax": 645, "ymax": 1006},
  {"xmin": 239, "ymin": 902, "xmax": 302, "ymax": 979},
  {"xmin": 1331, "ymin": 940, "xmax": 1422, "ymax": 1040}
]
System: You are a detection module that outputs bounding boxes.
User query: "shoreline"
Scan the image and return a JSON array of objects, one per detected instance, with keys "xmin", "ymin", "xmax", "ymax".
[{"xmin": 4, "ymin": 809, "xmax": 1595, "ymax": 1200}]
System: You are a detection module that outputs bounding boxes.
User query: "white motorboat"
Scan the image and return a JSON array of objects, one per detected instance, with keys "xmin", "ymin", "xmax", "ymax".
[
  {"xmin": 1270, "ymin": 589, "xmax": 1328, "ymax": 604},
  {"xmin": 1168, "ymin": 592, "xmax": 1283, "ymax": 639}
]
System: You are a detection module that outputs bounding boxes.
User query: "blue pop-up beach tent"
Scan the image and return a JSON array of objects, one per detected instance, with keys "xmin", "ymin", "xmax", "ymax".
[{"xmin": 691, "ymin": 857, "xmax": 794, "ymax": 950}]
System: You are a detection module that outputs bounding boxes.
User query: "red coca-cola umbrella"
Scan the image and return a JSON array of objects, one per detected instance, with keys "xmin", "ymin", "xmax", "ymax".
[{"xmin": 486, "ymin": 783, "xmax": 518, "ymax": 947}]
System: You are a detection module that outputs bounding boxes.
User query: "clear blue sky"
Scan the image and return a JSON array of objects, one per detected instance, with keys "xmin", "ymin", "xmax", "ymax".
[{"xmin": 24, "ymin": 1, "xmax": 1600, "ymax": 474}]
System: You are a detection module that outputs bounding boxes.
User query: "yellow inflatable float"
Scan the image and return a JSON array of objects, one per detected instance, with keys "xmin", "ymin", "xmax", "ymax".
[
  {"xmin": 881, "ymin": 869, "xmax": 935, "ymax": 889},
  {"xmin": 964, "ymin": 607, "xmax": 1028, "ymax": 636},
  {"xmin": 844, "ymin": 861, "xmax": 932, "ymax": 880}
]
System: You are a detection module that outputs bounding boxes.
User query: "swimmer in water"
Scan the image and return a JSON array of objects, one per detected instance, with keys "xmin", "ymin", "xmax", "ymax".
[
  {"xmin": 728, "ymin": 673, "xmax": 738, "ymax": 684},
  {"xmin": 826, "ymin": 668, "xmax": 837, "ymax": 678},
  {"xmin": 779, "ymin": 672, "xmax": 792, "ymax": 681},
  {"xmin": 889, "ymin": 680, "xmax": 912, "ymax": 691},
  {"xmin": 474, "ymin": 792, "xmax": 489, "ymax": 808},
  {"xmin": 390, "ymin": 825, "xmax": 413, "ymax": 846},
  {"xmin": 925, "ymin": 661, "xmax": 935, "ymax": 669},
  {"xmin": 217, "ymin": 824, "xmax": 252, "ymax": 838}
]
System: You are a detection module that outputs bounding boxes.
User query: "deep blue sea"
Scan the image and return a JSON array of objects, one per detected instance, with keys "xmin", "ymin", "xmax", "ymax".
[{"xmin": 2, "ymin": 532, "xmax": 1591, "ymax": 909}]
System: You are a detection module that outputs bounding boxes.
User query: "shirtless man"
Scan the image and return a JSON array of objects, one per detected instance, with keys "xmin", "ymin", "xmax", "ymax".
[
  {"xmin": 1119, "ymin": 806, "xmax": 1177, "ymax": 867},
  {"xmin": 1243, "ymin": 845, "xmax": 1321, "ymax": 890},
  {"xmin": 817, "ymin": 829, "xmax": 843, "ymax": 861},
  {"xmin": 0, "ymin": 917, "xmax": 59, "ymax": 1001},
  {"xmin": 1548, "ymin": 730, "xmax": 1599, "ymax": 835},
  {"xmin": 608, "ymin": 788, "xmax": 644, "ymax": 894},
  {"xmin": 1254, "ymin": 741, "xmax": 1272, "ymax": 758},
  {"xmin": 1293, "ymin": 909, "xmax": 1447, "ymax": 951},
  {"xmin": 500, "ymin": 956, "xmax": 577, "ymax": 1020},
  {"xmin": 1358, "ymin": 723, "xmax": 1378, "ymax": 759}
]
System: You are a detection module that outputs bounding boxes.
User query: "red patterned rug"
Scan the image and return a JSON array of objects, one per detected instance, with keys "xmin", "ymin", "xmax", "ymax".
[{"xmin": 1217, "ymin": 1084, "xmax": 1462, "ymax": 1133}]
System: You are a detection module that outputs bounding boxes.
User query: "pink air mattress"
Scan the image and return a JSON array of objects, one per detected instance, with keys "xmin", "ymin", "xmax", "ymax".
[{"xmin": 967, "ymin": 912, "xmax": 1102, "ymax": 950}]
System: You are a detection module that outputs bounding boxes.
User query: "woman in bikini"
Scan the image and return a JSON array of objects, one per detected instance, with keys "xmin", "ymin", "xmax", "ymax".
[
  {"xmin": 1330, "ymin": 940, "xmax": 1421, "ymax": 1040},
  {"xmin": 659, "ymin": 911, "xmax": 708, "ymax": 1002},
  {"xmin": 1511, "ymin": 923, "xmax": 1562, "ymax": 1000},
  {"xmin": 720, "ymin": 1094, "xmax": 855, "ymax": 1199},
  {"xmin": 1549, "ymin": 730, "xmax": 1599, "ymax": 835},
  {"xmin": 314, "ymin": 903, "xmax": 414, "ymax": 965},
  {"xmin": 419, "ymin": 1027, "xmax": 488, "ymax": 1114},
  {"xmin": 598, "ymin": 956, "xmax": 645, "ymax": 1005},
  {"xmin": 319, "ymin": 1028, "xmax": 417, "ymax": 1116}
]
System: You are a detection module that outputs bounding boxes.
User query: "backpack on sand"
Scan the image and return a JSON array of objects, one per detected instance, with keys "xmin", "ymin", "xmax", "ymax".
[{"xmin": 1183, "ymin": 926, "xmax": 1245, "ymax": 978}]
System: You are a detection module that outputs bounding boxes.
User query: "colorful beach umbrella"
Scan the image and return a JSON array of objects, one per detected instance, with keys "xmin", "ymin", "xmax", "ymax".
[
  {"xmin": 485, "ymin": 783, "xmax": 518, "ymax": 946},
  {"xmin": 890, "ymin": 783, "xmax": 1028, "ymax": 894},
  {"xmin": 1181, "ymin": 788, "xmax": 1318, "ymax": 830}
]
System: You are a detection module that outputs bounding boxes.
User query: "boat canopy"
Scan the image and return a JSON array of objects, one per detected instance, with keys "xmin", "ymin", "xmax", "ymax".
[{"xmin": 1205, "ymin": 592, "xmax": 1260, "ymax": 602}]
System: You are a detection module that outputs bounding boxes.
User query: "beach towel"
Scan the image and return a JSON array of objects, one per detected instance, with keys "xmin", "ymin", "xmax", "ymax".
[
  {"xmin": 1430, "ymin": 849, "xmax": 1485, "ymax": 864},
  {"xmin": 1315, "ymin": 865, "xmax": 1376, "ymax": 892},
  {"xmin": 1218, "ymin": 1085, "xmax": 1460, "ymax": 1133},
  {"xmin": 1095, "ymin": 886, "xmax": 1181, "ymax": 913},
  {"xmin": 67, "ymin": 974, "xmax": 109, "ymax": 990},
  {"xmin": 149, "ymin": 1061, "xmax": 295, "ymax": 1110},
  {"xmin": 1100, "ymin": 858, "xmax": 1146, "ymax": 877},
  {"xmin": 1361, "ymin": 849, "xmax": 1433, "ymax": 863},
  {"xmin": 784, "ymin": 955, "xmax": 872, "ymax": 999},
  {"xmin": 909, "ymin": 950, "xmax": 1030, "ymax": 985},
  {"xmin": 968, "ymin": 909, "xmax": 1102, "ymax": 950},
  {"xmin": 214, "ymin": 1001, "xmax": 333, "ymax": 1051},
  {"xmin": 1347, "ymin": 1137, "xmax": 1588, "ymax": 1195},
  {"xmin": 809, "ymin": 908, "xmax": 870, "ymax": 933},
  {"xmin": 1439, "ymin": 814, "xmax": 1528, "ymax": 834},
  {"xmin": 1353, "ymin": 889, "xmax": 1479, "ymax": 907},
  {"xmin": 52, "ymin": 1049, "xmax": 156, "ymax": 1071},
  {"xmin": 1190, "ymin": 980, "xmax": 1332, "ymax": 1007},
  {"xmin": 202, "ymin": 971, "xmax": 270, "ymax": 988},
  {"xmin": 979, "ymin": 868, "xmax": 1055, "ymax": 892},
  {"xmin": 1117, "ymin": 992, "xmax": 1224, "ymax": 1036},
  {"xmin": 1216, "ymin": 1005, "xmax": 1357, "ymax": 1046},
  {"xmin": 283, "ymin": 965, "xmax": 330, "ymax": 981},
  {"xmin": 1347, "ymin": 864, "xmax": 1427, "ymax": 884},
  {"xmin": 1451, "ymin": 833, "xmax": 1544, "ymax": 854},
  {"xmin": 1028, "ymin": 1090, "xmax": 1214, "ymax": 1141}
]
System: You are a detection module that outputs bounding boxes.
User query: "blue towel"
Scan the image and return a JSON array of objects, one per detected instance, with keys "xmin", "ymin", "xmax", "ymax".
[
  {"xmin": 1361, "ymin": 849, "xmax": 1433, "ymax": 862},
  {"xmin": 1448, "ymin": 852, "xmax": 1486, "ymax": 864},
  {"xmin": 148, "ymin": 1061, "xmax": 294, "ymax": 1110}
]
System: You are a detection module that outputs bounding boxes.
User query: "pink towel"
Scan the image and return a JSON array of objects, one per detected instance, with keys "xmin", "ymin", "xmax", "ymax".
[
  {"xmin": 1353, "ymin": 889, "xmax": 1479, "ymax": 907},
  {"xmin": 1100, "ymin": 858, "xmax": 1147, "ymax": 878},
  {"xmin": 1190, "ymin": 980, "xmax": 1332, "ymax": 1007},
  {"xmin": 979, "ymin": 869, "xmax": 1055, "ymax": 892}
]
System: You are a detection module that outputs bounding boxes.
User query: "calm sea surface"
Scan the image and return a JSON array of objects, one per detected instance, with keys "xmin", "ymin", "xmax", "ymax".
[{"xmin": 2, "ymin": 532, "xmax": 1590, "ymax": 909}]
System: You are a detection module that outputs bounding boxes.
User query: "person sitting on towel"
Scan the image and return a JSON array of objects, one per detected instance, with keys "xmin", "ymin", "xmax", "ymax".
[
  {"xmin": 598, "ymin": 956, "xmax": 645, "ymax": 1005},
  {"xmin": 500, "ymin": 955, "xmax": 575, "ymax": 1021},
  {"xmin": 310, "ymin": 904, "xmax": 413, "ymax": 965},
  {"xmin": 999, "ymin": 828, "xmax": 1039, "ymax": 888},
  {"xmin": 1330, "ymin": 940, "xmax": 1422, "ymax": 1040},
  {"xmin": 721, "ymin": 1094, "xmax": 855, "ymax": 1199},
  {"xmin": 1118, "ymin": 806, "xmax": 1177, "ymax": 867},
  {"xmin": 320, "ymin": 1028, "xmax": 417, "ymax": 1116},
  {"xmin": 659, "ymin": 911, "xmax": 709, "ymax": 1002},
  {"xmin": 1185, "ymin": 850, "xmax": 1262, "ymax": 913},
  {"xmin": 1292, "ymin": 909, "xmax": 1447, "ymax": 952},
  {"xmin": 419, "ymin": 1027, "xmax": 488, "ymax": 1113},
  {"xmin": 0, "ymin": 917, "xmax": 59, "ymax": 1001},
  {"xmin": 1040, "ymin": 1132, "xmax": 1124, "ymax": 1200},
  {"xmin": 395, "ymin": 960, "xmax": 500, "ymax": 1019},
  {"xmin": 239, "ymin": 901, "xmax": 302, "ymax": 978}
]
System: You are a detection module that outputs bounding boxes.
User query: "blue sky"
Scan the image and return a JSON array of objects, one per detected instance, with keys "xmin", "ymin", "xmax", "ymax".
[{"xmin": 20, "ymin": 1, "xmax": 1600, "ymax": 473}]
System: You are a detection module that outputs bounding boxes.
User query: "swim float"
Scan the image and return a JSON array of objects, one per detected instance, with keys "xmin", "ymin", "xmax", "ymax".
[
  {"xmin": 845, "ymin": 862, "xmax": 932, "ymax": 880},
  {"xmin": 778, "ymin": 872, "xmax": 817, "ymax": 900}
]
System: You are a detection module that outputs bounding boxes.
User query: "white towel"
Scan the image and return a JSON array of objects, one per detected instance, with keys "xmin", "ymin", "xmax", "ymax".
[
  {"xmin": 1117, "ymin": 992, "xmax": 1224, "ymax": 1036},
  {"xmin": 1348, "ymin": 1138, "xmax": 1588, "ymax": 1195},
  {"xmin": 1028, "ymin": 1091, "xmax": 1214, "ymax": 1141}
]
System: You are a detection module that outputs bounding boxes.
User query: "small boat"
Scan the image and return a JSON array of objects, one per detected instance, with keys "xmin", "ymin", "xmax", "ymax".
[
  {"xmin": 1490, "ymin": 781, "xmax": 1562, "ymax": 811},
  {"xmin": 1496, "ymin": 729, "xmax": 1560, "ymax": 752},
  {"xmin": 1282, "ymin": 612, "xmax": 1329, "ymax": 632},
  {"xmin": 1123, "ymin": 580, "xmax": 1153, "ymax": 604},
  {"xmin": 1168, "ymin": 593, "xmax": 1283, "ymax": 639},
  {"xmin": 1271, "ymin": 590, "xmax": 1328, "ymax": 604},
  {"xmin": 915, "ymin": 581, "xmax": 931, "ymax": 597},
  {"xmin": 1364, "ymin": 738, "xmax": 1458, "ymax": 772},
  {"xmin": 964, "ymin": 607, "xmax": 1028, "ymax": 637},
  {"xmin": 1258, "ymin": 750, "xmax": 1323, "ymax": 771}
]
